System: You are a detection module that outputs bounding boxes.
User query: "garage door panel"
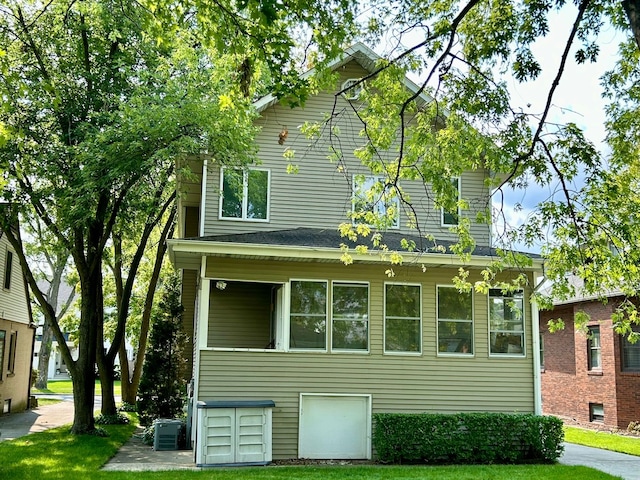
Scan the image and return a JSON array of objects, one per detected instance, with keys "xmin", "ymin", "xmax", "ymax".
[{"xmin": 298, "ymin": 394, "xmax": 371, "ymax": 459}]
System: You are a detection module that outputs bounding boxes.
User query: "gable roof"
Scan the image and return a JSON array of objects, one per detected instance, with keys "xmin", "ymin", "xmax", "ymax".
[
  {"xmin": 253, "ymin": 43, "xmax": 432, "ymax": 112},
  {"xmin": 169, "ymin": 227, "xmax": 542, "ymax": 271}
]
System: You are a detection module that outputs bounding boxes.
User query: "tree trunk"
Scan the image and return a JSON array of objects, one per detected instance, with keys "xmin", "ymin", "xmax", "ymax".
[
  {"xmin": 35, "ymin": 322, "xmax": 53, "ymax": 389},
  {"xmin": 623, "ymin": 0, "xmax": 640, "ymax": 50},
  {"xmin": 97, "ymin": 352, "xmax": 117, "ymax": 416},
  {"xmin": 119, "ymin": 342, "xmax": 136, "ymax": 405}
]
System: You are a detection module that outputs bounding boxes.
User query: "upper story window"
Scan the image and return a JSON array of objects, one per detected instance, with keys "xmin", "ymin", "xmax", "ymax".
[
  {"xmin": 341, "ymin": 78, "xmax": 363, "ymax": 100},
  {"xmin": 587, "ymin": 326, "xmax": 601, "ymax": 370},
  {"xmin": 441, "ymin": 177, "xmax": 460, "ymax": 227},
  {"xmin": 384, "ymin": 283, "xmax": 421, "ymax": 354},
  {"xmin": 352, "ymin": 175, "xmax": 399, "ymax": 228},
  {"xmin": 289, "ymin": 280, "xmax": 327, "ymax": 350},
  {"xmin": 621, "ymin": 327, "xmax": 640, "ymax": 372},
  {"xmin": 220, "ymin": 167, "xmax": 269, "ymax": 221},
  {"xmin": 332, "ymin": 282, "xmax": 369, "ymax": 351},
  {"xmin": 3, "ymin": 250, "xmax": 13, "ymax": 290},
  {"xmin": 489, "ymin": 289, "xmax": 525, "ymax": 356},
  {"xmin": 437, "ymin": 286, "xmax": 473, "ymax": 355}
]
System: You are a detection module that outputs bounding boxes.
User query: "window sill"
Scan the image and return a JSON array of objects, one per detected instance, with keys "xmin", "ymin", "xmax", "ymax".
[
  {"xmin": 621, "ymin": 371, "xmax": 640, "ymax": 376},
  {"xmin": 587, "ymin": 370, "xmax": 603, "ymax": 376}
]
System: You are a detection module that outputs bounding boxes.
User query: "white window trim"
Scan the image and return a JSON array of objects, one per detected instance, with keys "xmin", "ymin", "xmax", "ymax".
[
  {"xmin": 383, "ymin": 282, "xmax": 422, "ymax": 356},
  {"xmin": 488, "ymin": 289, "xmax": 526, "ymax": 358},
  {"xmin": 441, "ymin": 177, "xmax": 460, "ymax": 227},
  {"xmin": 351, "ymin": 174, "xmax": 400, "ymax": 229},
  {"xmin": 219, "ymin": 166, "xmax": 271, "ymax": 222},
  {"xmin": 289, "ymin": 279, "xmax": 329, "ymax": 353},
  {"xmin": 436, "ymin": 284, "xmax": 474, "ymax": 357},
  {"xmin": 341, "ymin": 78, "xmax": 363, "ymax": 100},
  {"xmin": 331, "ymin": 280, "xmax": 370, "ymax": 354}
]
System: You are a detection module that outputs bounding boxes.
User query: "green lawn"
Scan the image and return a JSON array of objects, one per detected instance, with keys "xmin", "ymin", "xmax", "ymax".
[
  {"xmin": 0, "ymin": 419, "xmax": 620, "ymax": 480},
  {"xmin": 34, "ymin": 379, "xmax": 121, "ymax": 396},
  {"xmin": 565, "ymin": 426, "xmax": 640, "ymax": 456}
]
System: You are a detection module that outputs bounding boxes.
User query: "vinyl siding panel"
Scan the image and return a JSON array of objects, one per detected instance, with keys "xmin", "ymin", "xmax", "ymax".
[
  {"xmin": 0, "ymin": 235, "xmax": 30, "ymax": 324},
  {"xmin": 198, "ymin": 257, "xmax": 535, "ymax": 459},
  {"xmin": 181, "ymin": 269, "xmax": 198, "ymax": 378},
  {"xmin": 201, "ymin": 60, "xmax": 492, "ymax": 246}
]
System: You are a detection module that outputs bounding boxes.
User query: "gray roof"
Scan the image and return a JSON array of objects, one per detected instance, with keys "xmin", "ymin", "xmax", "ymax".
[{"xmin": 189, "ymin": 227, "xmax": 536, "ymax": 259}]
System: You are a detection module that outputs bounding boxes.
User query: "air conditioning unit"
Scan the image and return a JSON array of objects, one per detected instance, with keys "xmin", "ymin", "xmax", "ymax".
[{"xmin": 153, "ymin": 419, "xmax": 182, "ymax": 451}]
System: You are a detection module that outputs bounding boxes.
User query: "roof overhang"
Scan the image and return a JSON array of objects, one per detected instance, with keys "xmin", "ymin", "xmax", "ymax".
[{"xmin": 168, "ymin": 237, "xmax": 544, "ymax": 272}]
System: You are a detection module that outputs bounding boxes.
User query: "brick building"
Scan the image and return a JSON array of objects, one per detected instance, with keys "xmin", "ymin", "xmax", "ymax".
[{"xmin": 540, "ymin": 296, "xmax": 640, "ymax": 429}]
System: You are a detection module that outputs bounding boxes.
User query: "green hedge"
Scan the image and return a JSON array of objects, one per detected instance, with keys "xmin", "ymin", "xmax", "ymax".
[{"xmin": 373, "ymin": 412, "xmax": 564, "ymax": 464}]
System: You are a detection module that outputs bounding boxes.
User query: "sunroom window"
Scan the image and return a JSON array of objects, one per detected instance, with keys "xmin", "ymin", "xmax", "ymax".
[
  {"xmin": 384, "ymin": 284, "xmax": 421, "ymax": 354},
  {"xmin": 489, "ymin": 289, "xmax": 525, "ymax": 356},
  {"xmin": 437, "ymin": 286, "xmax": 473, "ymax": 354},
  {"xmin": 289, "ymin": 280, "xmax": 327, "ymax": 350},
  {"xmin": 332, "ymin": 282, "xmax": 369, "ymax": 351}
]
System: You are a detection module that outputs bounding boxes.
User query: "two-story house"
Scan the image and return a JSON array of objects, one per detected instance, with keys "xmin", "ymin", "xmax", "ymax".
[
  {"xmin": 0, "ymin": 224, "xmax": 35, "ymax": 415},
  {"xmin": 169, "ymin": 43, "xmax": 544, "ymax": 466},
  {"xmin": 540, "ymin": 278, "xmax": 640, "ymax": 429}
]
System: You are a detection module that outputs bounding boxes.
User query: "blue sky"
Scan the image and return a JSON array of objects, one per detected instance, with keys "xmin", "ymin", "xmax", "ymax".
[{"xmin": 497, "ymin": 8, "xmax": 625, "ymax": 253}]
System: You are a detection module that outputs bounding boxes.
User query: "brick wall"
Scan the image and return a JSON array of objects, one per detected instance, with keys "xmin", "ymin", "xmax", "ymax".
[{"xmin": 540, "ymin": 299, "xmax": 640, "ymax": 429}]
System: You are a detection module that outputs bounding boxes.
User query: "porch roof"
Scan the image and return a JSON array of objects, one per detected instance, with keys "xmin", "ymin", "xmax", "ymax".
[{"xmin": 168, "ymin": 227, "xmax": 543, "ymax": 272}]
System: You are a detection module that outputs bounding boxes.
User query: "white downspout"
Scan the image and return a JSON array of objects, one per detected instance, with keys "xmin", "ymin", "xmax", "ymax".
[{"xmin": 531, "ymin": 274, "xmax": 546, "ymax": 415}]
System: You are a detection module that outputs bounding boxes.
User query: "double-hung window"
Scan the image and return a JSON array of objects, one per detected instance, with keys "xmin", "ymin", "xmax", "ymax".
[
  {"xmin": 332, "ymin": 282, "xmax": 369, "ymax": 351},
  {"xmin": 622, "ymin": 327, "xmax": 640, "ymax": 372},
  {"xmin": 220, "ymin": 167, "xmax": 269, "ymax": 221},
  {"xmin": 352, "ymin": 175, "xmax": 399, "ymax": 228},
  {"xmin": 437, "ymin": 286, "xmax": 473, "ymax": 354},
  {"xmin": 289, "ymin": 280, "xmax": 327, "ymax": 350},
  {"xmin": 489, "ymin": 289, "xmax": 525, "ymax": 355},
  {"xmin": 384, "ymin": 283, "xmax": 421, "ymax": 354},
  {"xmin": 7, "ymin": 332, "xmax": 17, "ymax": 374},
  {"xmin": 587, "ymin": 326, "xmax": 601, "ymax": 371},
  {"xmin": 441, "ymin": 177, "xmax": 460, "ymax": 226}
]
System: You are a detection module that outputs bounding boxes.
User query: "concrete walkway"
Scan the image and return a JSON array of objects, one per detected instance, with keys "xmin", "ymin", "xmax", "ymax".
[
  {"xmin": 559, "ymin": 442, "xmax": 640, "ymax": 480},
  {"xmin": 0, "ymin": 397, "xmax": 75, "ymax": 441},
  {"xmin": 2, "ymin": 400, "xmax": 640, "ymax": 477}
]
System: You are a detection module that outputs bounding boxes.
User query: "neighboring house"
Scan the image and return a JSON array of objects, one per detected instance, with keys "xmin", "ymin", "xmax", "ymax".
[
  {"xmin": 169, "ymin": 43, "xmax": 544, "ymax": 465},
  {"xmin": 540, "ymin": 283, "xmax": 640, "ymax": 429},
  {"xmin": 0, "ymin": 225, "xmax": 35, "ymax": 414},
  {"xmin": 32, "ymin": 280, "xmax": 77, "ymax": 380}
]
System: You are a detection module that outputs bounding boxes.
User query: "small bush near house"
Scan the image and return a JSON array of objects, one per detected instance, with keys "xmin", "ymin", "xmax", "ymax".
[
  {"xmin": 373, "ymin": 412, "xmax": 564, "ymax": 464},
  {"xmin": 627, "ymin": 421, "xmax": 640, "ymax": 435}
]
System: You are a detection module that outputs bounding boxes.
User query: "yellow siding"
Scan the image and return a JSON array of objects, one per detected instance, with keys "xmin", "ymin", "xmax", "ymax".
[
  {"xmin": 201, "ymin": 60, "xmax": 492, "ymax": 246},
  {"xmin": 0, "ymin": 235, "xmax": 30, "ymax": 324},
  {"xmin": 199, "ymin": 257, "xmax": 536, "ymax": 459},
  {"xmin": 180, "ymin": 270, "xmax": 198, "ymax": 378}
]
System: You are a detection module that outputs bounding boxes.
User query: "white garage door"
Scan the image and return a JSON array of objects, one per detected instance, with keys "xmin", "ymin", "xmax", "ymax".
[{"xmin": 298, "ymin": 394, "xmax": 371, "ymax": 459}]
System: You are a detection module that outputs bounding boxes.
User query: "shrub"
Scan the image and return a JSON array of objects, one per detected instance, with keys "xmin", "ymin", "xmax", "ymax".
[
  {"xmin": 373, "ymin": 412, "xmax": 564, "ymax": 464},
  {"xmin": 95, "ymin": 413, "xmax": 130, "ymax": 425}
]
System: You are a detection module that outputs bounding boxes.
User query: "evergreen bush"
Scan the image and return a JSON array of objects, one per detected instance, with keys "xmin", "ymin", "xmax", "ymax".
[
  {"xmin": 373, "ymin": 412, "xmax": 564, "ymax": 464},
  {"xmin": 136, "ymin": 274, "xmax": 188, "ymax": 426}
]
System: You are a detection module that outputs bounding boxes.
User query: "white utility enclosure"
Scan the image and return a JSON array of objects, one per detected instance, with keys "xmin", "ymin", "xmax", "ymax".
[
  {"xmin": 196, "ymin": 400, "xmax": 274, "ymax": 466},
  {"xmin": 298, "ymin": 394, "xmax": 371, "ymax": 459}
]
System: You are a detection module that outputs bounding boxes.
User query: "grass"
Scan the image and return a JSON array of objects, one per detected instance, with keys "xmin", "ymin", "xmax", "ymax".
[
  {"xmin": 0, "ymin": 418, "xmax": 621, "ymax": 480},
  {"xmin": 34, "ymin": 379, "xmax": 121, "ymax": 396},
  {"xmin": 565, "ymin": 426, "xmax": 640, "ymax": 456}
]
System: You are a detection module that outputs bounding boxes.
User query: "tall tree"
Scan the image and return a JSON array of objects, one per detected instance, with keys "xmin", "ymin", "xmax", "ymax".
[{"xmin": 0, "ymin": 0, "xmax": 259, "ymax": 434}]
